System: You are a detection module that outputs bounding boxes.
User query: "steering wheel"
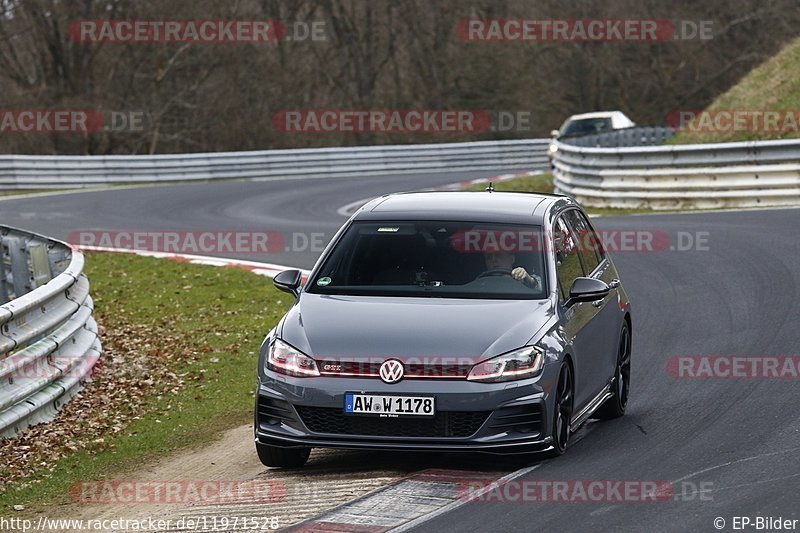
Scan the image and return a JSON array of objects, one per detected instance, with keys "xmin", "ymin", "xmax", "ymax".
[{"xmin": 477, "ymin": 268, "xmax": 512, "ymax": 278}]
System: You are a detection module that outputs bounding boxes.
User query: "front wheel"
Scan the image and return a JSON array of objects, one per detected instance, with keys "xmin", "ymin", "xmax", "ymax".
[
  {"xmin": 595, "ymin": 324, "xmax": 631, "ymax": 420},
  {"xmin": 256, "ymin": 442, "xmax": 310, "ymax": 468},
  {"xmin": 546, "ymin": 362, "xmax": 574, "ymax": 457}
]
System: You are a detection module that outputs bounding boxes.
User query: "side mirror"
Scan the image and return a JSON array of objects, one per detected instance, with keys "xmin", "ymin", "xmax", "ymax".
[
  {"xmin": 567, "ymin": 277, "xmax": 610, "ymax": 306},
  {"xmin": 273, "ymin": 269, "xmax": 303, "ymax": 297},
  {"xmin": 550, "ymin": 129, "xmax": 560, "ymax": 138}
]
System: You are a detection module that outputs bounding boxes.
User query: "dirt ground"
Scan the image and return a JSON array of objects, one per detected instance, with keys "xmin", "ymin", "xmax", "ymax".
[{"xmin": 44, "ymin": 424, "xmax": 404, "ymax": 532}]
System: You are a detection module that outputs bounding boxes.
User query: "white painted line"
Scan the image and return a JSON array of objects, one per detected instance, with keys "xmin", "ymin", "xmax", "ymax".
[
  {"xmin": 344, "ymin": 169, "xmax": 800, "ymax": 219},
  {"xmin": 0, "ymin": 186, "xmax": 116, "ymax": 202},
  {"xmin": 669, "ymin": 444, "xmax": 800, "ymax": 486},
  {"xmin": 333, "ymin": 171, "xmax": 547, "ymax": 218},
  {"xmin": 0, "ymin": 180, "xmax": 241, "ymax": 203},
  {"xmin": 337, "ymin": 196, "xmax": 379, "ymax": 218},
  {"xmin": 76, "ymin": 245, "xmax": 310, "ymax": 279}
]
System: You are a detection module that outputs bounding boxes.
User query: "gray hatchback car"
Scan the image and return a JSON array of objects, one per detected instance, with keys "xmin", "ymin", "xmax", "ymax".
[{"xmin": 255, "ymin": 191, "xmax": 632, "ymax": 467}]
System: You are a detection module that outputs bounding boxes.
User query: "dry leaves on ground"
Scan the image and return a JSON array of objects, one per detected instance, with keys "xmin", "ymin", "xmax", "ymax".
[{"xmin": 0, "ymin": 312, "xmax": 209, "ymax": 493}]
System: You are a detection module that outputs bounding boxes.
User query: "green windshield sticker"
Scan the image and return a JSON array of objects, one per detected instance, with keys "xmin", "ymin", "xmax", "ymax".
[{"xmin": 317, "ymin": 276, "xmax": 332, "ymax": 286}]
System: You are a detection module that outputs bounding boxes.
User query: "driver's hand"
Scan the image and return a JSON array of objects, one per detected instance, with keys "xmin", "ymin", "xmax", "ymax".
[{"xmin": 512, "ymin": 267, "xmax": 541, "ymax": 289}]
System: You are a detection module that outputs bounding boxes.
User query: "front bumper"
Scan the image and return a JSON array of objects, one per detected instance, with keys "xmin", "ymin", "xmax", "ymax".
[{"xmin": 254, "ymin": 370, "xmax": 556, "ymax": 455}]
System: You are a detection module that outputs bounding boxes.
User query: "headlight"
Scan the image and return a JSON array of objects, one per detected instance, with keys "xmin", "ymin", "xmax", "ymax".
[
  {"xmin": 467, "ymin": 346, "xmax": 544, "ymax": 383},
  {"xmin": 267, "ymin": 338, "xmax": 320, "ymax": 377},
  {"xmin": 547, "ymin": 143, "xmax": 558, "ymax": 154}
]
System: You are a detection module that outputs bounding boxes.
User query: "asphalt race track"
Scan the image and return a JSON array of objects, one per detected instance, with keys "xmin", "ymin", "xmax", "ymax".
[
  {"xmin": 0, "ymin": 170, "xmax": 504, "ymax": 267},
  {"xmin": 3, "ymin": 174, "xmax": 799, "ymax": 532},
  {"xmin": 407, "ymin": 207, "xmax": 800, "ymax": 532}
]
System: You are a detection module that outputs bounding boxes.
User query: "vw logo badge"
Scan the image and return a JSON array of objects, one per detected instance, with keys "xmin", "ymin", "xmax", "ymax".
[{"xmin": 379, "ymin": 359, "xmax": 404, "ymax": 384}]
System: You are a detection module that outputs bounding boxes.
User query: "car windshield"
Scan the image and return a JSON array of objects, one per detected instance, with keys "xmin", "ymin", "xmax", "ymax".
[
  {"xmin": 308, "ymin": 221, "xmax": 547, "ymax": 299},
  {"xmin": 560, "ymin": 117, "xmax": 612, "ymax": 137}
]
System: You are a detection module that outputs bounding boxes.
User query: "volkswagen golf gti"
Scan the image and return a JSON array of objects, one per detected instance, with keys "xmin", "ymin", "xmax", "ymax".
[{"xmin": 254, "ymin": 191, "xmax": 632, "ymax": 467}]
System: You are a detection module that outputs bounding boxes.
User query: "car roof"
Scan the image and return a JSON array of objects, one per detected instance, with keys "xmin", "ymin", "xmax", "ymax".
[
  {"xmin": 565, "ymin": 111, "xmax": 623, "ymax": 120},
  {"xmin": 354, "ymin": 191, "xmax": 577, "ymax": 224}
]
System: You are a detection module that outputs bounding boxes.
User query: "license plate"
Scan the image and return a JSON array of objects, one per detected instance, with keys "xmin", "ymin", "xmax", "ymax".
[{"xmin": 344, "ymin": 393, "xmax": 435, "ymax": 417}]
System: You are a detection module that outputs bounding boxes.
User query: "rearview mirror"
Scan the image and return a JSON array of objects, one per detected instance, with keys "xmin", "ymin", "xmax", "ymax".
[
  {"xmin": 273, "ymin": 269, "xmax": 303, "ymax": 297},
  {"xmin": 567, "ymin": 277, "xmax": 610, "ymax": 306},
  {"xmin": 550, "ymin": 129, "xmax": 560, "ymax": 137}
]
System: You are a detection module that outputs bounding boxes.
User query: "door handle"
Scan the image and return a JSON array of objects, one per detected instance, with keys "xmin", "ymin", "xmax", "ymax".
[
  {"xmin": 592, "ymin": 299, "xmax": 604, "ymax": 308},
  {"xmin": 609, "ymin": 279, "xmax": 620, "ymax": 289}
]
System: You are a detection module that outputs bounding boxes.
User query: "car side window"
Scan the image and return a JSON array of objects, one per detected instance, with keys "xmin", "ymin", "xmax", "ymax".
[
  {"xmin": 554, "ymin": 216, "xmax": 584, "ymax": 301},
  {"xmin": 564, "ymin": 209, "xmax": 601, "ymax": 275}
]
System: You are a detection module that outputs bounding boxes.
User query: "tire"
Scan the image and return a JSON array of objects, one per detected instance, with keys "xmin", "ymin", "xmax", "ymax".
[
  {"xmin": 256, "ymin": 442, "xmax": 311, "ymax": 468},
  {"xmin": 595, "ymin": 323, "xmax": 631, "ymax": 420},
  {"xmin": 546, "ymin": 361, "xmax": 574, "ymax": 457}
]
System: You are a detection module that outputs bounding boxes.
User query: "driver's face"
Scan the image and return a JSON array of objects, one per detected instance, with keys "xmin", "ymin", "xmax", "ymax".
[{"xmin": 485, "ymin": 251, "xmax": 515, "ymax": 270}]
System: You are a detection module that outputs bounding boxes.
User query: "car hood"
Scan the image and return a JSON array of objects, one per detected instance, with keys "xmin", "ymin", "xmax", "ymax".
[{"xmin": 279, "ymin": 293, "xmax": 554, "ymax": 364}]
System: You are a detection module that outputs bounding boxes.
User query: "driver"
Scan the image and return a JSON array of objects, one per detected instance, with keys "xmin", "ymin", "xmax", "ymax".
[{"xmin": 480, "ymin": 251, "xmax": 542, "ymax": 289}]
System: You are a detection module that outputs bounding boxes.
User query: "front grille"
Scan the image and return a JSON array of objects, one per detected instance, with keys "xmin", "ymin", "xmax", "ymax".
[
  {"xmin": 317, "ymin": 360, "xmax": 472, "ymax": 379},
  {"xmin": 405, "ymin": 363, "xmax": 472, "ymax": 378},
  {"xmin": 488, "ymin": 404, "xmax": 544, "ymax": 434},
  {"xmin": 295, "ymin": 406, "xmax": 489, "ymax": 438}
]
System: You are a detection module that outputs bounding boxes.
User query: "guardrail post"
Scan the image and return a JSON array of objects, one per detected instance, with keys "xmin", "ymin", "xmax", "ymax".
[{"xmin": 8, "ymin": 236, "xmax": 30, "ymax": 299}]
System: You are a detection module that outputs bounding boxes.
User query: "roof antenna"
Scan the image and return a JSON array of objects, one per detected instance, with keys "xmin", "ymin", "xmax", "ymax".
[{"xmin": 485, "ymin": 182, "xmax": 494, "ymax": 193}]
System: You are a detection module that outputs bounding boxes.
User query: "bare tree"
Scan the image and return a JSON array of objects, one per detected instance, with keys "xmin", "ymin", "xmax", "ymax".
[{"xmin": 0, "ymin": 0, "xmax": 798, "ymax": 154}]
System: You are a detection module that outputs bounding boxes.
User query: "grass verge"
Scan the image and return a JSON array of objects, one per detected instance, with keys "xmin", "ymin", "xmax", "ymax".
[
  {"xmin": 0, "ymin": 189, "xmax": 72, "ymax": 198},
  {"xmin": 0, "ymin": 252, "xmax": 290, "ymax": 513},
  {"xmin": 670, "ymin": 35, "xmax": 800, "ymax": 144}
]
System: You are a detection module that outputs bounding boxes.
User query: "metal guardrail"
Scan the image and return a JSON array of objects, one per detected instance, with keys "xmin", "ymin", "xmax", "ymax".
[
  {"xmin": 0, "ymin": 139, "xmax": 550, "ymax": 189},
  {"xmin": 553, "ymin": 137, "xmax": 800, "ymax": 209},
  {"xmin": 0, "ymin": 226, "xmax": 101, "ymax": 438}
]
